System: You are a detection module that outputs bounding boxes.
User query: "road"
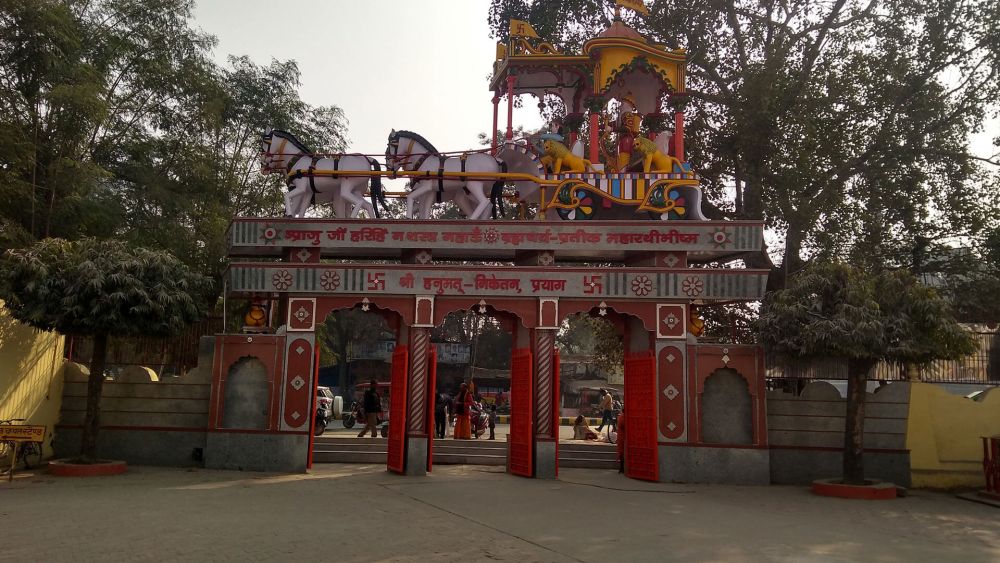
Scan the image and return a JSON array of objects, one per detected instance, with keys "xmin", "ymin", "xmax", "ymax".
[{"xmin": 1, "ymin": 464, "xmax": 997, "ymax": 561}]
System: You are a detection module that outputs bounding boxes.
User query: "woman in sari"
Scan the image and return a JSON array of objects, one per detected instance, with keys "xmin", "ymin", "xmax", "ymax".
[
  {"xmin": 453, "ymin": 383, "xmax": 473, "ymax": 439},
  {"xmin": 572, "ymin": 415, "xmax": 600, "ymax": 440}
]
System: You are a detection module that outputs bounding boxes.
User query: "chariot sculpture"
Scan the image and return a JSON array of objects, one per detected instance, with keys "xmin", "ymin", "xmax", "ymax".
[{"xmin": 259, "ymin": 14, "xmax": 708, "ymax": 222}]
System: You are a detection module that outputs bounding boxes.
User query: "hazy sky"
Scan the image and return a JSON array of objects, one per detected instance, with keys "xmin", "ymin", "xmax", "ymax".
[
  {"xmin": 193, "ymin": 0, "xmax": 996, "ymax": 160},
  {"xmin": 193, "ymin": 0, "xmax": 544, "ymax": 155}
]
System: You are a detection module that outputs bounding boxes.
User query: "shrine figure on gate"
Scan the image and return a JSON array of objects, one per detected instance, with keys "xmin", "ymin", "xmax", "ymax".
[{"xmin": 617, "ymin": 111, "xmax": 641, "ymax": 171}]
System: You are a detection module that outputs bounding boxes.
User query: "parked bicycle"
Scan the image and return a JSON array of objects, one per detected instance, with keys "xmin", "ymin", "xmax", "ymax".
[{"xmin": 0, "ymin": 418, "xmax": 43, "ymax": 474}]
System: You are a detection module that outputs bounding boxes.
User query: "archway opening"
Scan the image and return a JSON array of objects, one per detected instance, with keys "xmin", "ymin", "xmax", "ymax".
[
  {"xmin": 315, "ymin": 306, "xmax": 395, "ymax": 437},
  {"xmin": 430, "ymin": 308, "xmax": 514, "ymax": 445},
  {"xmin": 557, "ymin": 312, "xmax": 623, "ymax": 440}
]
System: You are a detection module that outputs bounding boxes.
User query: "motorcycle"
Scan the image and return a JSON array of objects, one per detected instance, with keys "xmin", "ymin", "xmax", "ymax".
[
  {"xmin": 469, "ymin": 403, "xmax": 489, "ymax": 439},
  {"xmin": 343, "ymin": 401, "xmax": 389, "ymax": 437},
  {"xmin": 342, "ymin": 401, "xmax": 361, "ymax": 429},
  {"xmin": 314, "ymin": 404, "xmax": 331, "ymax": 436}
]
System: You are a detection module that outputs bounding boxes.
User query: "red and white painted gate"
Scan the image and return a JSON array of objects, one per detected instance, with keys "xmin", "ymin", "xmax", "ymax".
[
  {"xmin": 509, "ymin": 348, "xmax": 534, "ymax": 477},
  {"xmin": 624, "ymin": 351, "xmax": 659, "ymax": 481},
  {"xmin": 387, "ymin": 345, "xmax": 409, "ymax": 474}
]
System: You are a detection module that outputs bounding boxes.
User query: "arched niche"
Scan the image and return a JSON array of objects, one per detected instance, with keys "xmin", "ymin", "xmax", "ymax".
[
  {"xmin": 221, "ymin": 356, "xmax": 270, "ymax": 429},
  {"xmin": 700, "ymin": 368, "xmax": 753, "ymax": 445}
]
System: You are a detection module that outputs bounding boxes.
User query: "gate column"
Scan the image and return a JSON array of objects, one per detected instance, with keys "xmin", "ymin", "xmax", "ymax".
[
  {"xmin": 402, "ymin": 296, "xmax": 435, "ymax": 475},
  {"xmin": 653, "ymin": 303, "xmax": 689, "ymax": 482},
  {"xmin": 533, "ymin": 297, "xmax": 560, "ymax": 478}
]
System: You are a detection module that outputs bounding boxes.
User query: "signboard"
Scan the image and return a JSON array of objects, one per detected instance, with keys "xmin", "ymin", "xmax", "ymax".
[
  {"xmin": 229, "ymin": 263, "xmax": 769, "ymax": 301},
  {"xmin": 0, "ymin": 425, "xmax": 45, "ymax": 443},
  {"xmin": 229, "ymin": 219, "xmax": 765, "ymax": 256}
]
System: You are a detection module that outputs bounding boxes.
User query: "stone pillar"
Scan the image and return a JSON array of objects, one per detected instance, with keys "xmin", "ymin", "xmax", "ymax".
[
  {"xmin": 491, "ymin": 95, "xmax": 500, "ymax": 154},
  {"xmin": 653, "ymin": 303, "xmax": 689, "ymax": 482},
  {"xmin": 533, "ymin": 328, "xmax": 558, "ymax": 478},
  {"xmin": 588, "ymin": 112, "xmax": 600, "ymax": 164},
  {"xmin": 670, "ymin": 93, "xmax": 689, "ymax": 162},
  {"xmin": 505, "ymin": 75, "xmax": 517, "ymax": 140},
  {"xmin": 404, "ymin": 326, "xmax": 431, "ymax": 476}
]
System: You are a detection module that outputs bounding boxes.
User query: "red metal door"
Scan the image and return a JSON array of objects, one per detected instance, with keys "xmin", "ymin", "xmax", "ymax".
[
  {"xmin": 387, "ymin": 345, "xmax": 409, "ymax": 474},
  {"xmin": 624, "ymin": 351, "xmax": 659, "ymax": 482},
  {"xmin": 425, "ymin": 346, "xmax": 438, "ymax": 473},
  {"xmin": 509, "ymin": 348, "xmax": 534, "ymax": 477}
]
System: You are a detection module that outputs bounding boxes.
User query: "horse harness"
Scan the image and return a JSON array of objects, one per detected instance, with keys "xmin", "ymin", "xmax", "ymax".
[
  {"xmin": 434, "ymin": 153, "xmax": 469, "ymax": 202},
  {"xmin": 286, "ymin": 155, "xmax": 340, "ymax": 194}
]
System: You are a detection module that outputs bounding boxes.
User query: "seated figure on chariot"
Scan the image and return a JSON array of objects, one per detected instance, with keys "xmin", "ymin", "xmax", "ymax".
[{"xmin": 616, "ymin": 111, "xmax": 641, "ymax": 171}]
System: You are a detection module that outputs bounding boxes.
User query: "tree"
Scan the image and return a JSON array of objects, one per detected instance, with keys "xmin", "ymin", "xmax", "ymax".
[
  {"xmin": 0, "ymin": 238, "xmax": 211, "ymax": 462},
  {"xmin": 0, "ymin": 1, "xmax": 351, "ymax": 297},
  {"xmin": 759, "ymin": 262, "xmax": 973, "ymax": 484},
  {"xmin": 117, "ymin": 56, "xmax": 349, "ymax": 285},
  {"xmin": 557, "ymin": 313, "xmax": 622, "ymax": 373},
  {"xmin": 316, "ymin": 309, "xmax": 390, "ymax": 393},
  {"xmin": 433, "ymin": 311, "xmax": 513, "ymax": 370},
  {"xmin": 0, "ymin": 0, "xmax": 218, "ymax": 243},
  {"xmin": 488, "ymin": 0, "xmax": 1000, "ymax": 287}
]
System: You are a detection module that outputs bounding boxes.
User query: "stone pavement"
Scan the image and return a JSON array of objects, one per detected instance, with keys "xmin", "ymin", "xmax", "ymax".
[{"xmin": 1, "ymin": 464, "xmax": 998, "ymax": 562}]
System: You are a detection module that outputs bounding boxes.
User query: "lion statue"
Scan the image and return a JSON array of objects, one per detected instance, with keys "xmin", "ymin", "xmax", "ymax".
[
  {"xmin": 632, "ymin": 137, "xmax": 682, "ymax": 173},
  {"xmin": 540, "ymin": 139, "xmax": 594, "ymax": 174}
]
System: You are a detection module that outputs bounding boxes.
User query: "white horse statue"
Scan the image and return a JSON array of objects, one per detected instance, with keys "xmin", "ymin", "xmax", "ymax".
[
  {"xmin": 385, "ymin": 129, "xmax": 506, "ymax": 220},
  {"xmin": 260, "ymin": 129, "xmax": 385, "ymax": 218}
]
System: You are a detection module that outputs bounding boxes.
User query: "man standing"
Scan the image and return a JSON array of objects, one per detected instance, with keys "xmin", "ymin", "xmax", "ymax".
[
  {"xmin": 434, "ymin": 392, "xmax": 451, "ymax": 439},
  {"xmin": 358, "ymin": 380, "xmax": 382, "ymax": 438},
  {"xmin": 596, "ymin": 389, "xmax": 615, "ymax": 433}
]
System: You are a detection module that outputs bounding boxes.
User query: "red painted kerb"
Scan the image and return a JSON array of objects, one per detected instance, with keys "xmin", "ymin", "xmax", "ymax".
[
  {"xmin": 811, "ymin": 478, "xmax": 898, "ymax": 500},
  {"xmin": 49, "ymin": 460, "xmax": 128, "ymax": 477}
]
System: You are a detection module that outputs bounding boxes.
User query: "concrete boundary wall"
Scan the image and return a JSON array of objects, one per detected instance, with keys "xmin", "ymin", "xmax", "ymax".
[
  {"xmin": 54, "ymin": 379, "xmax": 210, "ymax": 466},
  {"xmin": 766, "ymin": 381, "xmax": 911, "ymax": 486}
]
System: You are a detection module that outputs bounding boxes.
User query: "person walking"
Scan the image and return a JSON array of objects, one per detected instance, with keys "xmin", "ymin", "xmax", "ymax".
[
  {"xmin": 434, "ymin": 392, "xmax": 451, "ymax": 439},
  {"xmin": 596, "ymin": 389, "xmax": 615, "ymax": 433},
  {"xmin": 357, "ymin": 380, "xmax": 382, "ymax": 438}
]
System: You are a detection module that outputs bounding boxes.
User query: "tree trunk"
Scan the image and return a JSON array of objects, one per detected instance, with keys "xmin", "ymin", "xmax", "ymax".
[
  {"xmin": 843, "ymin": 358, "xmax": 875, "ymax": 485},
  {"xmin": 80, "ymin": 332, "xmax": 109, "ymax": 462}
]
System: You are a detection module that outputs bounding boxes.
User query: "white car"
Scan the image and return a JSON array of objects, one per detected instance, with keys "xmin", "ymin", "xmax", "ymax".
[{"xmin": 316, "ymin": 387, "xmax": 342, "ymax": 418}]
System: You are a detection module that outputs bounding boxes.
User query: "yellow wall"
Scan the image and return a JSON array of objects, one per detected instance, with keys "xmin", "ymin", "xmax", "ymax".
[
  {"xmin": 0, "ymin": 302, "xmax": 66, "ymax": 459},
  {"xmin": 907, "ymin": 382, "xmax": 1000, "ymax": 489}
]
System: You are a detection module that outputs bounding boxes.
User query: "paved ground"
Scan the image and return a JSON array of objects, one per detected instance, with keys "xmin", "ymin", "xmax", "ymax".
[{"xmin": 2, "ymin": 464, "xmax": 998, "ymax": 562}]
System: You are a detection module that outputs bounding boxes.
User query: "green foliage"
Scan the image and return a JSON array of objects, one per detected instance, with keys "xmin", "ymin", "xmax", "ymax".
[
  {"xmin": 432, "ymin": 311, "xmax": 513, "ymax": 369},
  {"xmin": 0, "ymin": 237, "xmax": 211, "ymax": 337},
  {"xmin": 940, "ymin": 225, "xmax": 1000, "ymax": 323},
  {"xmin": 760, "ymin": 262, "xmax": 974, "ymax": 364},
  {"xmin": 557, "ymin": 313, "xmax": 622, "ymax": 373},
  {"xmin": 0, "ymin": 0, "xmax": 349, "ymax": 294},
  {"xmin": 698, "ymin": 302, "xmax": 758, "ymax": 344}
]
